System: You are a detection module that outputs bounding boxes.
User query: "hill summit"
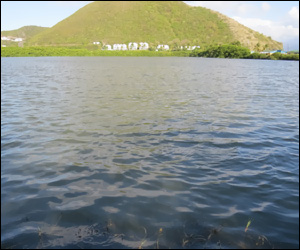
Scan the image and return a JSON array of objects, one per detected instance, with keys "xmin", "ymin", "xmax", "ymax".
[{"xmin": 27, "ymin": 1, "xmax": 282, "ymax": 50}]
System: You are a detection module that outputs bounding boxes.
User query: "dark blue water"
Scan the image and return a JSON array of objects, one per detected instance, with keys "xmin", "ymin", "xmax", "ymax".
[{"xmin": 1, "ymin": 57, "xmax": 299, "ymax": 249}]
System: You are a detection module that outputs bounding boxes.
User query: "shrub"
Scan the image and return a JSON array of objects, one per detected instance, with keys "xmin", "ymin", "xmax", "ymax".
[{"xmin": 190, "ymin": 44, "xmax": 251, "ymax": 58}]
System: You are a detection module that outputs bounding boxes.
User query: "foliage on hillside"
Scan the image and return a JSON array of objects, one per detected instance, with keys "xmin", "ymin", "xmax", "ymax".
[
  {"xmin": 1, "ymin": 26, "xmax": 49, "ymax": 40},
  {"xmin": 26, "ymin": 1, "xmax": 282, "ymax": 50}
]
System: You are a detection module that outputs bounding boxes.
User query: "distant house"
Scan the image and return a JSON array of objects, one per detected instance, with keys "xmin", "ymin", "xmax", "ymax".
[
  {"xmin": 157, "ymin": 45, "xmax": 169, "ymax": 51},
  {"xmin": 113, "ymin": 44, "xmax": 120, "ymax": 50},
  {"xmin": 93, "ymin": 41, "xmax": 100, "ymax": 45},
  {"xmin": 128, "ymin": 42, "xmax": 138, "ymax": 50},
  {"xmin": 180, "ymin": 45, "xmax": 200, "ymax": 50},
  {"xmin": 112, "ymin": 44, "xmax": 128, "ymax": 50},
  {"xmin": 186, "ymin": 46, "xmax": 200, "ymax": 50},
  {"xmin": 13, "ymin": 38, "xmax": 23, "ymax": 42},
  {"xmin": 271, "ymin": 50, "xmax": 287, "ymax": 54},
  {"xmin": 121, "ymin": 44, "xmax": 127, "ymax": 50},
  {"xmin": 1, "ymin": 36, "xmax": 23, "ymax": 42},
  {"xmin": 103, "ymin": 44, "xmax": 112, "ymax": 50},
  {"xmin": 113, "ymin": 44, "xmax": 124, "ymax": 50},
  {"xmin": 260, "ymin": 50, "xmax": 287, "ymax": 55},
  {"xmin": 139, "ymin": 42, "xmax": 149, "ymax": 50}
]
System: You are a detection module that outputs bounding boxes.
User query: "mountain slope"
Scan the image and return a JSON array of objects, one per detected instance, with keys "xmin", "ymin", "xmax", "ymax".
[
  {"xmin": 1, "ymin": 25, "xmax": 49, "ymax": 40},
  {"xmin": 27, "ymin": 1, "xmax": 282, "ymax": 50},
  {"xmin": 211, "ymin": 10, "xmax": 281, "ymax": 51}
]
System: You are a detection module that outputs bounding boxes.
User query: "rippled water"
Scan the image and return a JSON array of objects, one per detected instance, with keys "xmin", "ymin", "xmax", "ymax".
[{"xmin": 1, "ymin": 57, "xmax": 299, "ymax": 249}]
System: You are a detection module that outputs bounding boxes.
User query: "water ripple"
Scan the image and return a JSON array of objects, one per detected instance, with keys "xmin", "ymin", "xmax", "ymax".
[{"xmin": 1, "ymin": 57, "xmax": 299, "ymax": 249}]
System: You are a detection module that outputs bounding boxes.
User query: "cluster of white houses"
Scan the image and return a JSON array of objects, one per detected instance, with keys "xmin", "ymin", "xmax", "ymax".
[
  {"xmin": 1, "ymin": 36, "xmax": 23, "ymax": 42},
  {"xmin": 93, "ymin": 41, "xmax": 200, "ymax": 51}
]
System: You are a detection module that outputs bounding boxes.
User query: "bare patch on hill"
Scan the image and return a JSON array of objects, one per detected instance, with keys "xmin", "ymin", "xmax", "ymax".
[{"xmin": 211, "ymin": 10, "xmax": 282, "ymax": 50}]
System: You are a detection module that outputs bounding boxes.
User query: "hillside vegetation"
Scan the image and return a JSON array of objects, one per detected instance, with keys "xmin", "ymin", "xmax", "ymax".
[
  {"xmin": 1, "ymin": 25, "xmax": 49, "ymax": 40},
  {"xmin": 27, "ymin": 1, "xmax": 282, "ymax": 50},
  {"xmin": 211, "ymin": 11, "xmax": 282, "ymax": 51}
]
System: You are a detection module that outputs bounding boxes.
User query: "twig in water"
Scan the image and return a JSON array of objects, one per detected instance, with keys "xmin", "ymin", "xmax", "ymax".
[
  {"xmin": 37, "ymin": 227, "xmax": 44, "ymax": 248},
  {"xmin": 156, "ymin": 228, "xmax": 163, "ymax": 249},
  {"xmin": 245, "ymin": 219, "xmax": 252, "ymax": 232},
  {"xmin": 138, "ymin": 227, "xmax": 147, "ymax": 249}
]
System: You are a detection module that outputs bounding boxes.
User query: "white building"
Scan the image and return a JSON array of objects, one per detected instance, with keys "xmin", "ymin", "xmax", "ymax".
[
  {"xmin": 157, "ymin": 45, "xmax": 169, "ymax": 51},
  {"xmin": 1, "ymin": 36, "xmax": 24, "ymax": 42},
  {"xmin": 103, "ymin": 44, "xmax": 112, "ymax": 50},
  {"xmin": 112, "ymin": 44, "xmax": 127, "ymax": 50},
  {"xmin": 113, "ymin": 44, "xmax": 120, "ymax": 50},
  {"xmin": 128, "ymin": 42, "xmax": 138, "ymax": 50},
  {"xmin": 139, "ymin": 42, "xmax": 149, "ymax": 50},
  {"xmin": 13, "ymin": 38, "xmax": 23, "ymax": 42},
  {"xmin": 181, "ymin": 45, "xmax": 200, "ymax": 50}
]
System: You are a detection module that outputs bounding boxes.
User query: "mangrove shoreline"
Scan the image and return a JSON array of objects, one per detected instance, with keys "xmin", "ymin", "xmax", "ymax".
[{"xmin": 1, "ymin": 46, "xmax": 299, "ymax": 61}]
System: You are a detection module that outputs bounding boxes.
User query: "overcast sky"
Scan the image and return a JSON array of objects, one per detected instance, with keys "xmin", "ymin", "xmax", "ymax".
[{"xmin": 1, "ymin": 1, "xmax": 299, "ymax": 50}]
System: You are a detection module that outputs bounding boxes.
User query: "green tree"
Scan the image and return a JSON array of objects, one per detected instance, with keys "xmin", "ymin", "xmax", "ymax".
[
  {"xmin": 231, "ymin": 41, "xmax": 241, "ymax": 46},
  {"xmin": 170, "ymin": 38, "xmax": 181, "ymax": 51},
  {"xmin": 263, "ymin": 44, "xmax": 269, "ymax": 51},
  {"xmin": 190, "ymin": 44, "xmax": 250, "ymax": 58},
  {"xmin": 254, "ymin": 42, "xmax": 261, "ymax": 52}
]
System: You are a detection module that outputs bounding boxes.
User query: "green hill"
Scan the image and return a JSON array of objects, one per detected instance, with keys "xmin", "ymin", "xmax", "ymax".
[
  {"xmin": 27, "ymin": 1, "xmax": 282, "ymax": 50},
  {"xmin": 1, "ymin": 25, "xmax": 49, "ymax": 40}
]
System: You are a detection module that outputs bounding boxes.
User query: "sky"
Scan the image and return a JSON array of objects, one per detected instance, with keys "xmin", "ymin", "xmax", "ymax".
[{"xmin": 1, "ymin": 1, "xmax": 299, "ymax": 50}]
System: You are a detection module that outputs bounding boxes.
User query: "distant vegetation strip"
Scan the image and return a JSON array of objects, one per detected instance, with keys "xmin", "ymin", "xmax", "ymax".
[
  {"xmin": 246, "ymin": 52, "xmax": 299, "ymax": 61},
  {"xmin": 190, "ymin": 45, "xmax": 299, "ymax": 60},
  {"xmin": 1, "ymin": 46, "xmax": 298, "ymax": 60},
  {"xmin": 0, "ymin": 47, "xmax": 190, "ymax": 57},
  {"xmin": 190, "ymin": 44, "xmax": 250, "ymax": 58}
]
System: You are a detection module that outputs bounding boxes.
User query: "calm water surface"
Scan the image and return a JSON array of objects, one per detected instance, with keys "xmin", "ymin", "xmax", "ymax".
[{"xmin": 1, "ymin": 57, "xmax": 299, "ymax": 249}]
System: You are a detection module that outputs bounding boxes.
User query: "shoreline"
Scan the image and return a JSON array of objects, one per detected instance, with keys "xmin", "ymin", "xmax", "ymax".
[{"xmin": 1, "ymin": 47, "xmax": 299, "ymax": 61}]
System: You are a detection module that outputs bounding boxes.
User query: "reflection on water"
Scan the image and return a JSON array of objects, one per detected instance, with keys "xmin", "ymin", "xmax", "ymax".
[{"xmin": 1, "ymin": 57, "xmax": 299, "ymax": 249}]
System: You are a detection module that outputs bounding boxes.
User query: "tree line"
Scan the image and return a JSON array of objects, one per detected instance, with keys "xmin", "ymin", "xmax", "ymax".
[{"xmin": 1, "ymin": 44, "xmax": 298, "ymax": 61}]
